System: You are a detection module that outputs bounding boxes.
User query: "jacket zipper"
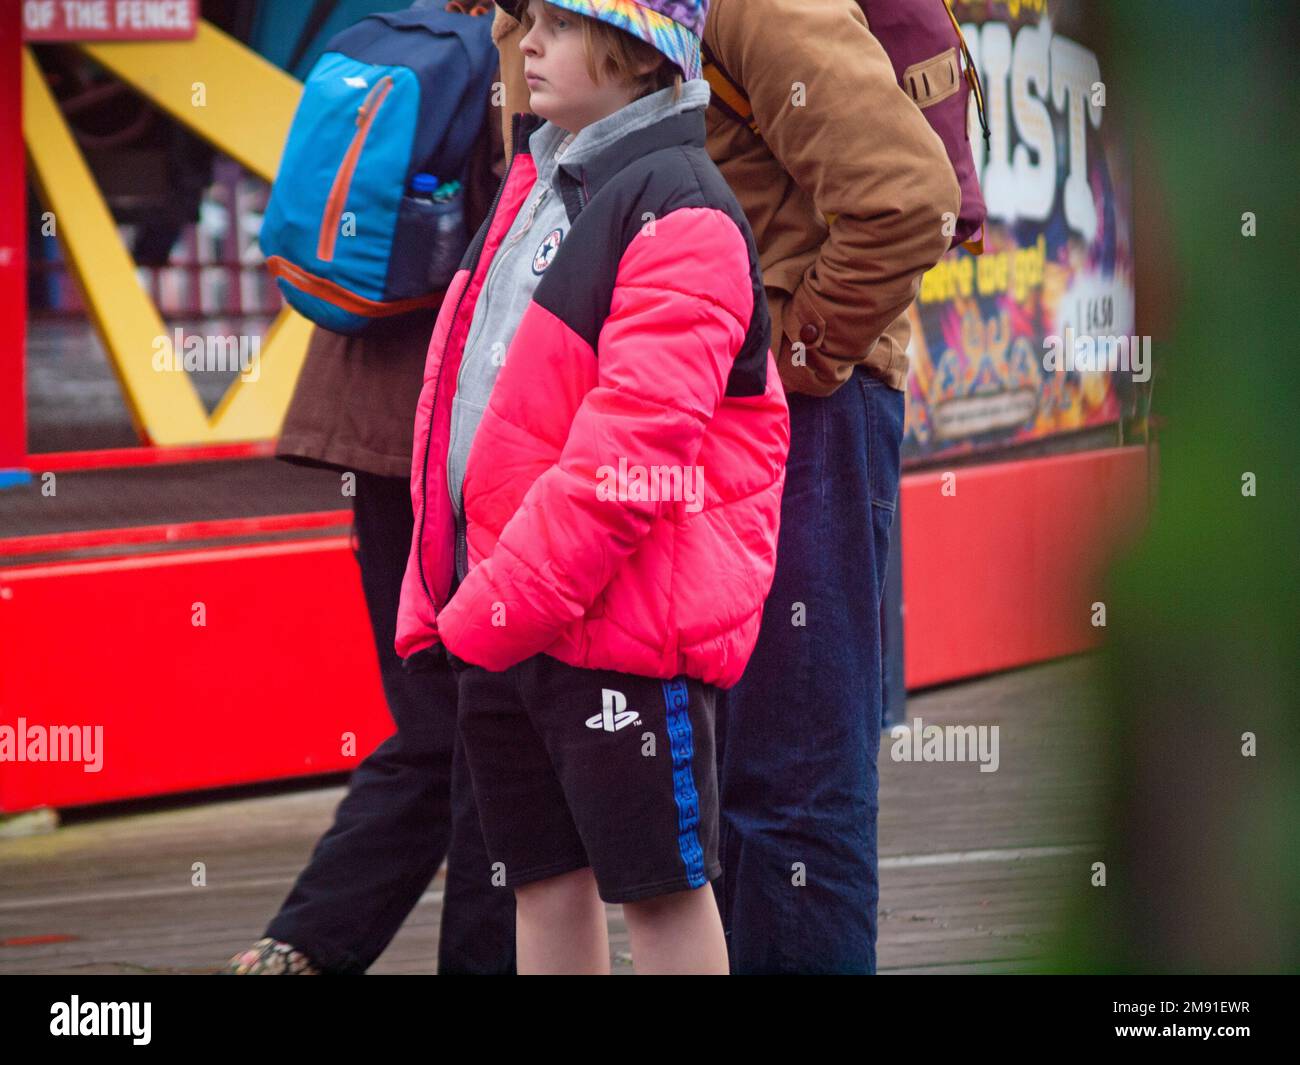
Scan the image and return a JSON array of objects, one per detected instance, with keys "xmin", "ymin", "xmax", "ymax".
[
  {"xmin": 447, "ymin": 183, "xmax": 552, "ymax": 511},
  {"xmin": 317, "ymin": 75, "xmax": 393, "ymax": 263},
  {"xmin": 416, "ymin": 112, "xmax": 525, "ymax": 611}
]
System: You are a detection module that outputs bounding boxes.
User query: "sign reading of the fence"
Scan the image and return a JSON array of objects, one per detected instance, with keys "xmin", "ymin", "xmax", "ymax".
[{"xmin": 23, "ymin": 0, "xmax": 198, "ymax": 41}]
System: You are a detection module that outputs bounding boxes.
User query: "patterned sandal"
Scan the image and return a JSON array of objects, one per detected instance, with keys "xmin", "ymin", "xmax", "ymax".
[{"xmin": 222, "ymin": 937, "xmax": 323, "ymax": 975}]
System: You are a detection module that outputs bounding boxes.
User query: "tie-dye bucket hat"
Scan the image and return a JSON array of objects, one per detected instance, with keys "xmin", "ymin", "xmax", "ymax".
[{"xmin": 497, "ymin": 1, "xmax": 707, "ymax": 81}]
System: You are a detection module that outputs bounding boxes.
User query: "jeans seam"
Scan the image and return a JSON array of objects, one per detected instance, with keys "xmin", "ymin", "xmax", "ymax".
[
  {"xmin": 774, "ymin": 404, "xmax": 832, "ymax": 973},
  {"xmin": 862, "ymin": 374, "xmax": 901, "ymax": 511}
]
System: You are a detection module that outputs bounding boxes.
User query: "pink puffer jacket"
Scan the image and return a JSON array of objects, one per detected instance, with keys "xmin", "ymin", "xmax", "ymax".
[{"xmin": 395, "ymin": 108, "xmax": 788, "ymax": 688}]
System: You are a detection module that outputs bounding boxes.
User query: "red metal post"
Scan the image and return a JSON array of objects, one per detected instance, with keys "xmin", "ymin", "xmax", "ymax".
[{"xmin": 0, "ymin": 0, "xmax": 28, "ymax": 485}]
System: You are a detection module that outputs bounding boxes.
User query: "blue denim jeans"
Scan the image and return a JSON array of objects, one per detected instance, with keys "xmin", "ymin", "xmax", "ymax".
[{"xmin": 713, "ymin": 366, "xmax": 905, "ymax": 974}]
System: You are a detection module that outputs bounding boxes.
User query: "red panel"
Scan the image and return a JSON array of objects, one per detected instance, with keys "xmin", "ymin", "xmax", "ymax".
[
  {"xmin": 0, "ymin": 510, "xmax": 352, "ymax": 559},
  {"xmin": 900, "ymin": 445, "xmax": 1152, "ymax": 689},
  {"xmin": 0, "ymin": 1, "xmax": 25, "ymax": 473},
  {"xmin": 30, "ymin": 441, "xmax": 279, "ymax": 472},
  {"xmin": 0, "ymin": 538, "xmax": 394, "ymax": 812},
  {"xmin": 0, "ymin": 445, "xmax": 1152, "ymax": 810}
]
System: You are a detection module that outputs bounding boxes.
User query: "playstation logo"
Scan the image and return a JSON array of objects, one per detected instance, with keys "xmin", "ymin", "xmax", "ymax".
[{"xmin": 586, "ymin": 689, "xmax": 640, "ymax": 733}]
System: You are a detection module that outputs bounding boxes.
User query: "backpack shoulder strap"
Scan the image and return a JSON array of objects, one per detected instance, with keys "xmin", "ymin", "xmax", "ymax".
[
  {"xmin": 701, "ymin": 42, "xmax": 759, "ymax": 136},
  {"xmin": 702, "ymin": 18, "xmax": 986, "ymax": 255}
]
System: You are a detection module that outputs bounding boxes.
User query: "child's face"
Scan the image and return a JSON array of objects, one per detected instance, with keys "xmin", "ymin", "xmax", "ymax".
[{"xmin": 519, "ymin": 1, "xmax": 647, "ymax": 133}]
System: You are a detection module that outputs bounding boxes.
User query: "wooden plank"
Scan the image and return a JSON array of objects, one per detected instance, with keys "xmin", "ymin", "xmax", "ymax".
[{"xmin": 0, "ymin": 654, "xmax": 1107, "ymax": 973}]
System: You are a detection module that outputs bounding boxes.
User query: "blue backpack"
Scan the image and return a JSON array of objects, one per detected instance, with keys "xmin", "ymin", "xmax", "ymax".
[{"xmin": 260, "ymin": 7, "xmax": 498, "ymax": 335}]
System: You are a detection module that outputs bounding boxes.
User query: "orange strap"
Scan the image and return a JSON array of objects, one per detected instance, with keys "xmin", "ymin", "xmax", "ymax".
[
  {"xmin": 943, "ymin": 0, "xmax": 990, "ymax": 144},
  {"xmin": 267, "ymin": 257, "xmax": 444, "ymax": 317},
  {"xmin": 701, "ymin": 44, "xmax": 758, "ymax": 136}
]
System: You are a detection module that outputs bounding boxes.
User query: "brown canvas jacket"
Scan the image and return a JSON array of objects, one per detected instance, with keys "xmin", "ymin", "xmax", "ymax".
[{"xmin": 492, "ymin": 0, "xmax": 960, "ymax": 395}]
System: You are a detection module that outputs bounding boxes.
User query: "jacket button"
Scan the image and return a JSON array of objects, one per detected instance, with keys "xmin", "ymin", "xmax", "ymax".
[{"xmin": 799, "ymin": 323, "xmax": 819, "ymax": 345}]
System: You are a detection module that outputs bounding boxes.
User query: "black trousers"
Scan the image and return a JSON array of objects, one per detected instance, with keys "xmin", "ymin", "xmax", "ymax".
[{"xmin": 265, "ymin": 472, "xmax": 516, "ymax": 973}]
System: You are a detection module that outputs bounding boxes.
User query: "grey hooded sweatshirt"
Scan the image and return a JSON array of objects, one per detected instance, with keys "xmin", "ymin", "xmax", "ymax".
[{"xmin": 446, "ymin": 78, "xmax": 713, "ymax": 581}]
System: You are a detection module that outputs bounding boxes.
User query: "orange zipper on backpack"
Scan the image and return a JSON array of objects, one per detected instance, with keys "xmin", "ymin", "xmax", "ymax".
[{"xmin": 316, "ymin": 75, "xmax": 394, "ymax": 263}]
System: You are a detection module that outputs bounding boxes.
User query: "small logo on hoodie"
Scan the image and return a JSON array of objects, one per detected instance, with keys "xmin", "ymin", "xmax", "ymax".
[{"xmin": 533, "ymin": 228, "xmax": 565, "ymax": 274}]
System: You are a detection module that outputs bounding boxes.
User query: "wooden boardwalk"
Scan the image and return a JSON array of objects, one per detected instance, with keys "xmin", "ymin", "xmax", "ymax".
[{"xmin": 0, "ymin": 654, "xmax": 1104, "ymax": 974}]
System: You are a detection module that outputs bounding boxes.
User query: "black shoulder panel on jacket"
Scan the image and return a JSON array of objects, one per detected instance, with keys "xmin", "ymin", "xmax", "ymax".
[{"xmin": 532, "ymin": 144, "xmax": 771, "ymax": 399}]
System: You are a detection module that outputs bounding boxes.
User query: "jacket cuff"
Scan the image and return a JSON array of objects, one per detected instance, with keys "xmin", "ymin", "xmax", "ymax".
[
  {"xmin": 401, "ymin": 643, "xmax": 444, "ymax": 675},
  {"xmin": 782, "ymin": 277, "xmax": 827, "ymax": 355},
  {"xmin": 777, "ymin": 281, "xmax": 856, "ymax": 397}
]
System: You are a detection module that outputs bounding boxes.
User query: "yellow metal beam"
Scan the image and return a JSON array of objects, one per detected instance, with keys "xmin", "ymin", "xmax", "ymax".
[
  {"xmin": 22, "ymin": 47, "xmax": 209, "ymax": 445},
  {"xmin": 80, "ymin": 20, "xmax": 301, "ymax": 182},
  {"xmin": 23, "ymin": 25, "xmax": 313, "ymax": 445},
  {"xmin": 207, "ymin": 306, "xmax": 314, "ymax": 441}
]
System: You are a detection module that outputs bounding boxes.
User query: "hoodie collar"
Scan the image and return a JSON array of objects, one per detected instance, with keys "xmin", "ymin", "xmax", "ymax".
[
  {"xmin": 512, "ymin": 79, "xmax": 712, "ymax": 223},
  {"xmin": 556, "ymin": 78, "xmax": 711, "ymax": 170}
]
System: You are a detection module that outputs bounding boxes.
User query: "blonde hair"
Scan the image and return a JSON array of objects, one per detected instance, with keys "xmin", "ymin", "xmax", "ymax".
[{"xmin": 521, "ymin": 2, "xmax": 685, "ymax": 103}]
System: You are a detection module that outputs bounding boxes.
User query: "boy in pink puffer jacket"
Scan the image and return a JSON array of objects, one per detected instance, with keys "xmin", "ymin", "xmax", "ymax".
[{"xmin": 395, "ymin": 0, "xmax": 787, "ymax": 973}]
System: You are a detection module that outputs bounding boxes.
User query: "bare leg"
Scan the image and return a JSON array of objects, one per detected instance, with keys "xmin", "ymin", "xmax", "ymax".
[
  {"xmin": 514, "ymin": 866, "xmax": 610, "ymax": 974},
  {"xmin": 622, "ymin": 884, "xmax": 728, "ymax": 975}
]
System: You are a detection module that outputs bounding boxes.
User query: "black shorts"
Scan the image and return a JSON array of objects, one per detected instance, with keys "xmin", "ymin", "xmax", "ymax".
[{"xmin": 455, "ymin": 652, "xmax": 721, "ymax": 904}]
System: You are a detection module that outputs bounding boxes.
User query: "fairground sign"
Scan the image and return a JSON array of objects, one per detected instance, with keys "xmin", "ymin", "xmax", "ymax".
[{"xmin": 905, "ymin": 0, "xmax": 1135, "ymax": 463}]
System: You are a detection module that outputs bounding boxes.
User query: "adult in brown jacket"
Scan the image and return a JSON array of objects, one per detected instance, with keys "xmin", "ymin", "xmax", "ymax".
[{"xmin": 494, "ymin": 0, "xmax": 960, "ymax": 974}]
